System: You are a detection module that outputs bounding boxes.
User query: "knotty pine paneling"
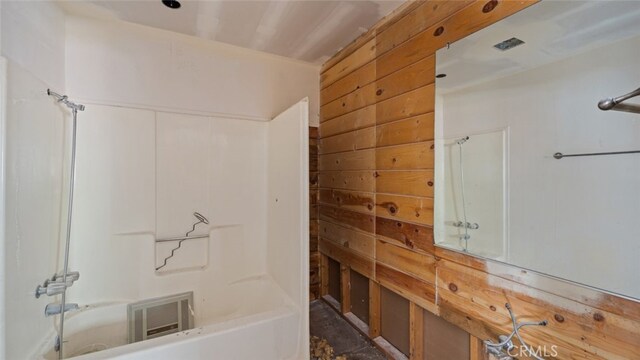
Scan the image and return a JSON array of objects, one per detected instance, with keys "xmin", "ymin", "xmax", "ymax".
[
  {"xmin": 318, "ymin": 126, "xmax": 375, "ymax": 154},
  {"xmin": 319, "ymin": 188, "xmax": 375, "ymax": 214},
  {"xmin": 376, "ymin": 113, "xmax": 435, "ymax": 147},
  {"xmin": 318, "ymin": 1, "xmax": 639, "ymax": 359},
  {"xmin": 319, "ymin": 220, "xmax": 375, "ymax": 258},
  {"xmin": 376, "ymin": 170, "xmax": 434, "ymax": 197},
  {"xmin": 321, "ymin": 62, "xmax": 376, "ymax": 106},
  {"xmin": 318, "ymin": 170, "xmax": 376, "ymax": 192},
  {"xmin": 375, "ymin": 216, "xmax": 434, "ymax": 254},
  {"xmin": 319, "ymin": 105, "xmax": 375, "ymax": 138}
]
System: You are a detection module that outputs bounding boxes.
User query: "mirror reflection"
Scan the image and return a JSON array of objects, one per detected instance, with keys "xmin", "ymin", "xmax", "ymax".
[{"xmin": 434, "ymin": 0, "xmax": 640, "ymax": 299}]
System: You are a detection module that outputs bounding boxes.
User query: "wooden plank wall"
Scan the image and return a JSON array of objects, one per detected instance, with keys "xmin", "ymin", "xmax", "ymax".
[
  {"xmin": 317, "ymin": 1, "xmax": 640, "ymax": 359},
  {"xmin": 310, "ymin": 126, "xmax": 320, "ymax": 300}
]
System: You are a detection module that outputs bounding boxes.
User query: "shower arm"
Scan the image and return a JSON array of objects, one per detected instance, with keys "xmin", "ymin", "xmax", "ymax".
[
  {"xmin": 598, "ymin": 87, "xmax": 640, "ymax": 114},
  {"xmin": 47, "ymin": 89, "xmax": 85, "ymax": 112}
]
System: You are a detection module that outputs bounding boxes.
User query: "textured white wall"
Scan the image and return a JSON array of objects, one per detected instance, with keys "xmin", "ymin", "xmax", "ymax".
[
  {"xmin": 65, "ymin": 16, "xmax": 320, "ymax": 125},
  {"xmin": 438, "ymin": 35, "xmax": 640, "ymax": 299},
  {"xmin": 1, "ymin": 1, "xmax": 67, "ymax": 358},
  {"xmin": 267, "ymin": 99, "xmax": 309, "ymax": 359}
]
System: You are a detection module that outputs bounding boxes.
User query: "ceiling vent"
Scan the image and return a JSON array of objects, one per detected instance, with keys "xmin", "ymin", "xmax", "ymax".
[{"xmin": 493, "ymin": 37, "xmax": 525, "ymax": 51}]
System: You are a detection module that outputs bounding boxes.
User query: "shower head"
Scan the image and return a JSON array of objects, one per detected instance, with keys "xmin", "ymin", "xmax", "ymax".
[
  {"xmin": 193, "ymin": 212, "xmax": 209, "ymax": 225},
  {"xmin": 456, "ymin": 136, "xmax": 470, "ymax": 145},
  {"xmin": 47, "ymin": 89, "xmax": 85, "ymax": 111}
]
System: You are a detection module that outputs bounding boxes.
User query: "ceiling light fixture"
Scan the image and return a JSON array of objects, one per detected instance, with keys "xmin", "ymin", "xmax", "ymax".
[{"xmin": 162, "ymin": 0, "xmax": 181, "ymax": 9}]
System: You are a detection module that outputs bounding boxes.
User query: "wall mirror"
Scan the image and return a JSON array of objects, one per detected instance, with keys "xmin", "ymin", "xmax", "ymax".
[{"xmin": 434, "ymin": 0, "xmax": 640, "ymax": 300}]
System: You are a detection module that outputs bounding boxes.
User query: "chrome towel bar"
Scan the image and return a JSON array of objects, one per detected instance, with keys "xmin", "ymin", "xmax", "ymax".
[{"xmin": 554, "ymin": 150, "xmax": 640, "ymax": 159}]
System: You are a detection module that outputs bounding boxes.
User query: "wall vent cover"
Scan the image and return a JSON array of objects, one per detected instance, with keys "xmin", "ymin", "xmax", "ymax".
[
  {"xmin": 493, "ymin": 37, "xmax": 525, "ymax": 51},
  {"xmin": 127, "ymin": 292, "xmax": 194, "ymax": 343}
]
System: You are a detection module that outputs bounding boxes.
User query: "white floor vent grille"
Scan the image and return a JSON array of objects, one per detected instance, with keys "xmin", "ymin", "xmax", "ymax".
[{"xmin": 127, "ymin": 292, "xmax": 194, "ymax": 343}]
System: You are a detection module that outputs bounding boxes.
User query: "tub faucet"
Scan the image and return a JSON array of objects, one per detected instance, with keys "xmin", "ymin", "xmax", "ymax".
[{"xmin": 45, "ymin": 303, "xmax": 79, "ymax": 317}]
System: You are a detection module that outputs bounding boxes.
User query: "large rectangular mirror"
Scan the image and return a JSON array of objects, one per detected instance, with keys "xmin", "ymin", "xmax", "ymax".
[{"xmin": 434, "ymin": 0, "xmax": 640, "ymax": 300}]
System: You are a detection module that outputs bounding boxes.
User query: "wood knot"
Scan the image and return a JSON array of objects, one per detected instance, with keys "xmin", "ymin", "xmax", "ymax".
[
  {"xmin": 405, "ymin": 239, "xmax": 415, "ymax": 248},
  {"xmin": 482, "ymin": 0, "xmax": 498, "ymax": 13},
  {"xmin": 434, "ymin": 26, "xmax": 444, "ymax": 36},
  {"xmin": 391, "ymin": 157, "xmax": 397, "ymax": 163},
  {"xmin": 367, "ymin": 204, "xmax": 373, "ymax": 211},
  {"xmin": 376, "ymin": 89, "xmax": 384, "ymax": 96},
  {"xmin": 489, "ymin": 305, "xmax": 496, "ymax": 311},
  {"xmin": 430, "ymin": 144, "xmax": 435, "ymax": 150},
  {"xmin": 389, "ymin": 205, "xmax": 397, "ymax": 214},
  {"xmin": 593, "ymin": 313, "xmax": 605, "ymax": 322},
  {"xmin": 396, "ymin": 222, "xmax": 403, "ymax": 228},
  {"xmin": 427, "ymin": 180, "xmax": 434, "ymax": 187},
  {"xmin": 554, "ymin": 314, "xmax": 565, "ymax": 323},
  {"xmin": 448, "ymin": 283, "xmax": 458, "ymax": 292},
  {"xmin": 373, "ymin": 171, "xmax": 380, "ymax": 178}
]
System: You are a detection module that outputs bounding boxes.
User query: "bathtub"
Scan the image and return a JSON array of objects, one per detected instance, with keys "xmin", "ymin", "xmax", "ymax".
[{"xmin": 41, "ymin": 275, "xmax": 302, "ymax": 360}]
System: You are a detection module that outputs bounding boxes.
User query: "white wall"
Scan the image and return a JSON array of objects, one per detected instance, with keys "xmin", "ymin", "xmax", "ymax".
[
  {"xmin": 66, "ymin": 103, "xmax": 268, "ymax": 314},
  {"xmin": 267, "ymin": 99, "xmax": 309, "ymax": 359},
  {"xmin": 438, "ymin": 35, "xmax": 640, "ymax": 299},
  {"xmin": 65, "ymin": 16, "xmax": 320, "ymax": 125},
  {"xmin": 1, "ymin": 1, "xmax": 67, "ymax": 359}
]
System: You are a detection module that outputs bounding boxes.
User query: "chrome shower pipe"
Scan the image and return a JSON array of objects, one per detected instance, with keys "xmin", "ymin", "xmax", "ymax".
[{"xmin": 47, "ymin": 89, "xmax": 84, "ymax": 359}]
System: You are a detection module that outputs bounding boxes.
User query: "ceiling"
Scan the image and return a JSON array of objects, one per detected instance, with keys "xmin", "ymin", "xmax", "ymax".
[
  {"xmin": 436, "ymin": 0, "xmax": 640, "ymax": 93},
  {"xmin": 58, "ymin": 0, "xmax": 403, "ymax": 65}
]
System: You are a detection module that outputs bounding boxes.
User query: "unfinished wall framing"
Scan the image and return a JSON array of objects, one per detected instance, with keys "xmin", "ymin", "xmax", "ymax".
[{"xmin": 317, "ymin": 0, "xmax": 640, "ymax": 359}]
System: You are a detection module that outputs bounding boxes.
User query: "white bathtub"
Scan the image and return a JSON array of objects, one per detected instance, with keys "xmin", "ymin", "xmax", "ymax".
[{"xmin": 41, "ymin": 275, "xmax": 302, "ymax": 360}]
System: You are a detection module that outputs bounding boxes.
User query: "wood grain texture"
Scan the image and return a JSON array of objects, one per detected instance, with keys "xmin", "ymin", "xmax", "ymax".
[
  {"xmin": 310, "ymin": 127, "xmax": 320, "ymax": 301},
  {"xmin": 369, "ymin": 279, "xmax": 382, "ymax": 338},
  {"xmin": 375, "ymin": 55, "xmax": 435, "ymax": 103},
  {"xmin": 341, "ymin": 264, "xmax": 351, "ymax": 314},
  {"xmin": 319, "ymin": 149, "xmax": 375, "ymax": 171},
  {"xmin": 318, "ymin": 170, "xmax": 375, "ymax": 192},
  {"xmin": 376, "ymin": 0, "xmax": 538, "ymax": 79},
  {"xmin": 376, "ymin": 142, "xmax": 434, "ymax": 170},
  {"xmin": 319, "ymin": 105, "xmax": 376, "ymax": 138},
  {"xmin": 318, "ymin": 126, "xmax": 375, "ymax": 154},
  {"xmin": 321, "ymin": 38, "xmax": 376, "ymax": 90},
  {"xmin": 409, "ymin": 302, "xmax": 424, "ymax": 360},
  {"xmin": 376, "ymin": 113, "xmax": 434, "ymax": 147},
  {"xmin": 376, "ymin": 84, "xmax": 435, "ymax": 125},
  {"xmin": 320, "ymin": 238, "xmax": 375, "ymax": 279},
  {"xmin": 376, "ymin": 239, "xmax": 436, "ymax": 283},
  {"xmin": 319, "ymin": 204, "xmax": 374, "ymax": 233},
  {"xmin": 320, "ymin": 254, "xmax": 329, "ymax": 297},
  {"xmin": 376, "ymin": 170, "xmax": 434, "ymax": 197},
  {"xmin": 376, "ymin": 0, "xmax": 474, "ymax": 56},
  {"xmin": 319, "ymin": 188, "xmax": 375, "ymax": 214},
  {"xmin": 437, "ymin": 258, "xmax": 640, "ymax": 360},
  {"xmin": 376, "ymin": 217, "xmax": 434, "ymax": 254},
  {"xmin": 376, "ymin": 193, "xmax": 434, "ymax": 225},
  {"xmin": 321, "ymin": 62, "xmax": 376, "ymax": 106},
  {"xmin": 376, "ymin": 262, "xmax": 437, "ymax": 315},
  {"xmin": 319, "ymin": 220, "xmax": 375, "ymax": 258},
  {"xmin": 321, "ymin": 82, "xmax": 377, "ymax": 122},
  {"xmin": 320, "ymin": 0, "xmax": 423, "ymax": 73},
  {"xmin": 317, "ymin": 1, "xmax": 640, "ymax": 359}
]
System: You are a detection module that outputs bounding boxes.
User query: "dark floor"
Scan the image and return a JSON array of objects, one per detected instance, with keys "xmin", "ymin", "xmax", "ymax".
[{"xmin": 310, "ymin": 300, "xmax": 387, "ymax": 360}]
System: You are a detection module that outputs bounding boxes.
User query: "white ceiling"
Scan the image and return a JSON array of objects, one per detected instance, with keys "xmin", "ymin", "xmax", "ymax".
[
  {"xmin": 436, "ymin": 0, "xmax": 640, "ymax": 93},
  {"xmin": 58, "ymin": 0, "xmax": 403, "ymax": 64}
]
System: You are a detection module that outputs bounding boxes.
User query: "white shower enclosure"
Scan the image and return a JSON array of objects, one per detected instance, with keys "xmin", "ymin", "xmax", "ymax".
[{"xmin": 5, "ymin": 94, "xmax": 309, "ymax": 359}]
